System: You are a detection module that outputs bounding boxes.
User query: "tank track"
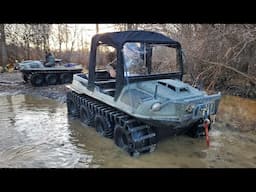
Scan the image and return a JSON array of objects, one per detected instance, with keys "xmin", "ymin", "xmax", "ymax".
[
  {"xmin": 67, "ymin": 91, "xmax": 157, "ymax": 157},
  {"xmin": 23, "ymin": 70, "xmax": 81, "ymax": 86},
  {"xmin": 22, "ymin": 69, "xmax": 82, "ymax": 74}
]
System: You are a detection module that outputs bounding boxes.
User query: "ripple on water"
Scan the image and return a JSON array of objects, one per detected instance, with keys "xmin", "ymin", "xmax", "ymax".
[{"xmin": 0, "ymin": 95, "xmax": 256, "ymax": 168}]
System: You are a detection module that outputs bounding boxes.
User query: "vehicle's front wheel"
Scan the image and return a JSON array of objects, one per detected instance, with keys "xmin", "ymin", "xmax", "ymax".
[
  {"xmin": 186, "ymin": 118, "xmax": 212, "ymax": 138},
  {"xmin": 114, "ymin": 125, "xmax": 129, "ymax": 150},
  {"xmin": 22, "ymin": 73, "xmax": 28, "ymax": 82},
  {"xmin": 67, "ymin": 92, "xmax": 79, "ymax": 117}
]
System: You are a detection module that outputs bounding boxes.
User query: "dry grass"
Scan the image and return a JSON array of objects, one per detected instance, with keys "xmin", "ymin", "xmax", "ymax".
[{"xmin": 217, "ymin": 95, "xmax": 256, "ymax": 132}]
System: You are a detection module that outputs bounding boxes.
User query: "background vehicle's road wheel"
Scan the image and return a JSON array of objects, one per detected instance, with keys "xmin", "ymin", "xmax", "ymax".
[
  {"xmin": 30, "ymin": 73, "xmax": 44, "ymax": 86},
  {"xmin": 45, "ymin": 74, "xmax": 58, "ymax": 85},
  {"xmin": 60, "ymin": 73, "xmax": 73, "ymax": 84}
]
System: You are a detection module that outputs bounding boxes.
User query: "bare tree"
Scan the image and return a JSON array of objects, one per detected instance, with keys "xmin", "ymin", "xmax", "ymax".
[
  {"xmin": 57, "ymin": 24, "xmax": 65, "ymax": 53},
  {"xmin": 64, "ymin": 24, "xmax": 70, "ymax": 51},
  {"xmin": 114, "ymin": 24, "xmax": 139, "ymax": 31},
  {"xmin": 70, "ymin": 25, "xmax": 77, "ymax": 53},
  {"xmin": 40, "ymin": 24, "xmax": 51, "ymax": 51},
  {"xmin": 0, "ymin": 24, "xmax": 8, "ymax": 70},
  {"xmin": 30, "ymin": 24, "xmax": 51, "ymax": 57},
  {"xmin": 170, "ymin": 24, "xmax": 256, "ymax": 97},
  {"xmin": 96, "ymin": 24, "xmax": 99, "ymax": 33}
]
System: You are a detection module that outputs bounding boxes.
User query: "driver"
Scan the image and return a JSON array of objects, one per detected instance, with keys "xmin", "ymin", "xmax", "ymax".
[
  {"xmin": 106, "ymin": 51, "xmax": 117, "ymax": 78},
  {"xmin": 44, "ymin": 51, "xmax": 55, "ymax": 67},
  {"xmin": 123, "ymin": 43, "xmax": 146, "ymax": 76}
]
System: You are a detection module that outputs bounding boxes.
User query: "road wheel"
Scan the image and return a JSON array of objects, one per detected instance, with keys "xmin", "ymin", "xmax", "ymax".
[
  {"xmin": 60, "ymin": 73, "xmax": 73, "ymax": 84},
  {"xmin": 45, "ymin": 74, "xmax": 58, "ymax": 85},
  {"xmin": 94, "ymin": 115, "xmax": 113, "ymax": 138},
  {"xmin": 114, "ymin": 124, "xmax": 130, "ymax": 150},
  {"xmin": 80, "ymin": 105, "xmax": 94, "ymax": 126},
  {"xmin": 67, "ymin": 92, "xmax": 79, "ymax": 117},
  {"xmin": 22, "ymin": 73, "xmax": 28, "ymax": 82},
  {"xmin": 30, "ymin": 73, "xmax": 44, "ymax": 86}
]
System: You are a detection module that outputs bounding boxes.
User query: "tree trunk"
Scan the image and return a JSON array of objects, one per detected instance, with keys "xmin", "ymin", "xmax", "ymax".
[
  {"xmin": 65, "ymin": 24, "xmax": 69, "ymax": 51},
  {"xmin": 200, "ymin": 59, "xmax": 256, "ymax": 85},
  {"xmin": 96, "ymin": 24, "xmax": 99, "ymax": 33},
  {"xmin": 26, "ymin": 42, "xmax": 30, "ymax": 59},
  {"xmin": 127, "ymin": 24, "xmax": 138, "ymax": 30},
  {"xmin": 127, "ymin": 24, "xmax": 133, "ymax": 30},
  {"xmin": 0, "ymin": 24, "xmax": 8, "ymax": 70}
]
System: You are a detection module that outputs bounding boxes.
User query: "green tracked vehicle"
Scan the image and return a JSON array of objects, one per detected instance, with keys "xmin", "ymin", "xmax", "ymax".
[
  {"xmin": 66, "ymin": 30, "xmax": 221, "ymax": 156},
  {"xmin": 18, "ymin": 59, "xmax": 83, "ymax": 86}
]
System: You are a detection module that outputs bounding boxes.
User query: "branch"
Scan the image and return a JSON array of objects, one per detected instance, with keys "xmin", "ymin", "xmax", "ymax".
[{"xmin": 200, "ymin": 59, "xmax": 256, "ymax": 85}]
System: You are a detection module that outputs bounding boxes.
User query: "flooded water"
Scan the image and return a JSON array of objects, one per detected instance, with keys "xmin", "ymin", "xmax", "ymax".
[{"xmin": 0, "ymin": 94, "xmax": 256, "ymax": 168}]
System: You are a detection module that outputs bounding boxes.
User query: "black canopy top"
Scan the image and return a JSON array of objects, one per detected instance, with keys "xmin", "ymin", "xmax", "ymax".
[
  {"xmin": 92, "ymin": 30, "xmax": 181, "ymax": 49},
  {"xmin": 88, "ymin": 30, "xmax": 183, "ymax": 99}
]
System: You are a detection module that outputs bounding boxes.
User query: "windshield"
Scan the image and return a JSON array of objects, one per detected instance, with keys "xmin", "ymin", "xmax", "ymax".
[{"xmin": 122, "ymin": 42, "xmax": 180, "ymax": 77}]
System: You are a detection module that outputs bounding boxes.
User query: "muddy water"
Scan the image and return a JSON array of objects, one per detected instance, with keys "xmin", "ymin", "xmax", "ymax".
[{"xmin": 0, "ymin": 94, "xmax": 256, "ymax": 168}]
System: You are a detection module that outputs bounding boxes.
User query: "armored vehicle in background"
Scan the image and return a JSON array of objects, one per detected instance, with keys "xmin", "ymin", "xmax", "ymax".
[
  {"xmin": 66, "ymin": 30, "xmax": 221, "ymax": 156},
  {"xmin": 18, "ymin": 59, "xmax": 83, "ymax": 86}
]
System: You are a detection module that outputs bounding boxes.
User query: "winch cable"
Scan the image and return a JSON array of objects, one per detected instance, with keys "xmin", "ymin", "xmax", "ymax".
[{"xmin": 203, "ymin": 118, "xmax": 210, "ymax": 147}]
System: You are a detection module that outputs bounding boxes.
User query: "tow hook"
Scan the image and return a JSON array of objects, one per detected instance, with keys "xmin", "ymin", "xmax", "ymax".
[{"xmin": 203, "ymin": 118, "xmax": 210, "ymax": 147}]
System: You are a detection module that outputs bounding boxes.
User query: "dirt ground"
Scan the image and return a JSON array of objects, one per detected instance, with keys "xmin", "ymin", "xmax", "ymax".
[{"xmin": 0, "ymin": 71, "xmax": 68, "ymax": 103}]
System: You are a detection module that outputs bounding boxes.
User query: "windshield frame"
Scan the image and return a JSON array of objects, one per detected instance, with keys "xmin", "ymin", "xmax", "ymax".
[{"xmin": 121, "ymin": 42, "xmax": 182, "ymax": 79}]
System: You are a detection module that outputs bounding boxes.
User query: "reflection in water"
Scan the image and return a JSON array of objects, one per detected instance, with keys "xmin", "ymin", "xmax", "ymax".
[
  {"xmin": 0, "ymin": 95, "xmax": 97, "ymax": 168},
  {"xmin": 0, "ymin": 94, "xmax": 256, "ymax": 168}
]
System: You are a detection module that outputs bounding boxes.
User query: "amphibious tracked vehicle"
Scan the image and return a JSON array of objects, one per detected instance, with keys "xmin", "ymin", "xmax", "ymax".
[
  {"xmin": 19, "ymin": 59, "xmax": 83, "ymax": 86},
  {"xmin": 66, "ymin": 30, "xmax": 221, "ymax": 156}
]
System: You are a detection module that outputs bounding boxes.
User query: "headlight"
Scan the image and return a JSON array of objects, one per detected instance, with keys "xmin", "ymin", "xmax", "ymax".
[
  {"xmin": 151, "ymin": 102, "xmax": 161, "ymax": 111},
  {"xmin": 210, "ymin": 103, "xmax": 215, "ymax": 113}
]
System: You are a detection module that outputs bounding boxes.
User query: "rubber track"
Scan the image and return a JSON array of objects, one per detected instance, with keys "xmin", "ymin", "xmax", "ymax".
[{"xmin": 68, "ymin": 91, "xmax": 157, "ymax": 156}]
